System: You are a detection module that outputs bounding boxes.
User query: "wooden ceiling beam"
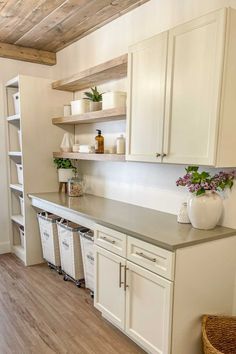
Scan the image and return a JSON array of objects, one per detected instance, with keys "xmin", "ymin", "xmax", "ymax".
[{"xmin": 0, "ymin": 42, "xmax": 56, "ymax": 66}]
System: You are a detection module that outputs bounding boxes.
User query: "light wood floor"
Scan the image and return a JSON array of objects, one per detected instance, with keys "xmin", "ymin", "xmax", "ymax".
[{"xmin": 0, "ymin": 254, "xmax": 145, "ymax": 354}]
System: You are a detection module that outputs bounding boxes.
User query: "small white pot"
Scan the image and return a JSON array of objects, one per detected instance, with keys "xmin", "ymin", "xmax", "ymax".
[
  {"xmin": 102, "ymin": 91, "xmax": 126, "ymax": 110},
  {"xmin": 89, "ymin": 101, "xmax": 102, "ymax": 112},
  {"xmin": 187, "ymin": 191, "xmax": 223, "ymax": 230},
  {"xmin": 71, "ymin": 99, "xmax": 90, "ymax": 115},
  {"xmin": 58, "ymin": 169, "xmax": 74, "ymax": 183}
]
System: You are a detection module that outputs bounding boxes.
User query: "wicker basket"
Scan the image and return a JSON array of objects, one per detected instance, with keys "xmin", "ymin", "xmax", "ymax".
[
  {"xmin": 202, "ymin": 315, "xmax": 236, "ymax": 354},
  {"xmin": 57, "ymin": 219, "xmax": 85, "ymax": 281}
]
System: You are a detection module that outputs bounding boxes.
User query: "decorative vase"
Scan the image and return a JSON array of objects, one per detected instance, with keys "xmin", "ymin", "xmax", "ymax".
[
  {"xmin": 58, "ymin": 168, "xmax": 74, "ymax": 183},
  {"xmin": 187, "ymin": 191, "xmax": 223, "ymax": 230},
  {"xmin": 89, "ymin": 101, "xmax": 102, "ymax": 112},
  {"xmin": 177, "ymin": 202, "xmax": 190, "ymax": 224},
  {"xmin": 60, "ymin": 133, "xmax": 73, "ymax": 152}
]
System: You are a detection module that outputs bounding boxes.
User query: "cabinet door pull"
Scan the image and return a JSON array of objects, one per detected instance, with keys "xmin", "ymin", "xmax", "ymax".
[
  {"xmin": 119, "ymin": 262, "xmax": 124, "ymax": 288},
  {"xmin": 124, "ymin": 266, "xmax": 129, "ymax": 291},
  {"xmin": 101, "ymin": 236, "xmax": 115, "ymax": 244},
  {"xmin": 156, "ymin": 153, "xmax": 161, "ymax": 158},
  {"xmin": 136, "ymin": 251, "xmax": 157, "ymax": 263},
  {"xmin": 161, "ymin": 153, "xmax": 167, "ymax": 158}
]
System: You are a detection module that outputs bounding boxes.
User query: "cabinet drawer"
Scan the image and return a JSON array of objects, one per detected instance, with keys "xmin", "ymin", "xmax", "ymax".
[
  {"xmin": 127, "ymin": 237, "xmax": 175, "ymax": 280},
  {"xmin": 95, "ymin": 224, "xmax": 126, "ymax": 257}
]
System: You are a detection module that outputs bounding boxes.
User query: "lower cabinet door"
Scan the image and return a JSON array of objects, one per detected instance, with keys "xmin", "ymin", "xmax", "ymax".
[
  {"xmin": 94, "ymin": 246, "xmax": 126, "ymax": 330},
  {"xmin": 125, "ymin": 261, "xmax": 173, "ymax": 354}
]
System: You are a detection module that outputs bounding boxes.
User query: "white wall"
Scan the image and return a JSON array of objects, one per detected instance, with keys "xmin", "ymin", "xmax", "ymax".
[
  {"xmin": 53, "ymin": 0, "xmax": 236, "ymax": 230},
  {"xmin": 0, "ymin": 58, "xmax": 53, "ymax": 253}
]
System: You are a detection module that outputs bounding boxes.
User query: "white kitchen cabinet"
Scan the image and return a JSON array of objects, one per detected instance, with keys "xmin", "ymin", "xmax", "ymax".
[
  {"xmin": 94, "ymin": 246, "xmax": 126, "ymax": 330},
  {"xmin": 127, "ymin": 8, "xmax": 236, "ymax": 167},
  {"xmin": 163, "ymin": 9, "xmax": 225, "ymax": 165},
  {"xmin": 125, "ymin": 261, "xmax": 173, "ymax": 354},
  {"xmin": 94, "ymin": 245, "xmax": 173, "ymax": 354},
  {"xmin": 126, "ymin": 32, "xmax": 168, "ymax": 162}
]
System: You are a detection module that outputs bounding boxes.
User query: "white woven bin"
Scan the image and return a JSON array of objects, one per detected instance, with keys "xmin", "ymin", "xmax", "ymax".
[
  {"xmin": 57, "ymin": 220, "xmax": 85, "ymax": 282},
  {"xmin": 37, "ymin": 212, "xmax": 61, "ymax": 267},
  {"xmin": 19, "ymin": 226, "xmax": 25, "ymax": 249},
  {"xmin": 80, "ymin": 229, "xmax": 94, "ymax": 292}
]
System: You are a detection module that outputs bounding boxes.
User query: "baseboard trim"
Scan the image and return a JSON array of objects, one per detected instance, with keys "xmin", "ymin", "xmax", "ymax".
[{"xmin": 0, "ymin": 241, "xmax": 11, "ymax": 254}]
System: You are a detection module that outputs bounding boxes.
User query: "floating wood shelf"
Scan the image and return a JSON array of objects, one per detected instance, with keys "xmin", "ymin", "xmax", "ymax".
[
  {"xmin": 53, "ymin": 152, "xmax": 126, "ymax": 162},
  {"xmin": 8, "ymin": 151, "xmax": 22, "ymax": 157},
  {"xmin": 11, "ymin": 215, "xmax": 24, "ymax": 227},
  {"xmin": 10, "ymin": 184, "xmax": 23, "ymax": 192},
  {"xmin": 7, "ymin": 113, "xmax": 20, "ymax": 122},
  {"xmin": 52, "ymin": 107, "xmax": 126, "ymax": 125},
  {"xmin": 52, "ymin": 54, "xmax": 128, "ymax": 92}
]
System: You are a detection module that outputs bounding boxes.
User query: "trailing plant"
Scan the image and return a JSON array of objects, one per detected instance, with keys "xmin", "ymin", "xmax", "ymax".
[
  {"xmin": 176, "ymin": 166, "xmax": 236, "ymax": 196},
  {"xmin": 54, "ymin": 158, "xmax": 76, "ymax": 172},
  {"xmin": 84, "ymin": 86, "xmax": 103, "ymax": 102}
]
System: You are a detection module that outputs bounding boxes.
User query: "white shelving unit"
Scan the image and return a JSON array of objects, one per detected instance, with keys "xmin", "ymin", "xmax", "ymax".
[
  {"xmin": 5, "ymin": 77, "xmax": 25, "ymax": 262},
  {"xmin": 5, "ymin": 75, "xmax": 72, "ymax": 265}
]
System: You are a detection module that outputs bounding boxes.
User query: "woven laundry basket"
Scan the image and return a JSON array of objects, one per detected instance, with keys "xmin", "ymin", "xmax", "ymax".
[
  {"xmin": 37, "ymin": 212, "xmax": 61, "ymax": 266},
  {"xmin": 57, "ymin": 219, "xmax": 85, "ymax": 281},
  {"xmin": 202, "ymin": 315, "xmax": 236, "ymax": 354}
]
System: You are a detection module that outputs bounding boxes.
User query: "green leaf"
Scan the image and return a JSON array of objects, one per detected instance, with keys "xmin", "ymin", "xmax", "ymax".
[
  {"xmin": 83, "ymin": 87, "xmax": 103, "ymax": 102},
  {"xmin": 196, "ymin": 188, "xmax": 205, "ymax": 196},
  {"xmin": 185, "ymin": 166, "xmax": 199, "ymax": 173}
]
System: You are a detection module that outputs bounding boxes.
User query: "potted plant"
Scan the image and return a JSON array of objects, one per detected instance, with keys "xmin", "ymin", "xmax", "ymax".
[
  {"xmin": 176, "ymin": 166, "xmax": 235, "ymax": 229},
  {"xmin": 84, "ymin": 86, "xmax": 103, "ymax": 112},
  {"xmin": 54, "ymin": 158, "xmax": 76, "ymax": 182}
]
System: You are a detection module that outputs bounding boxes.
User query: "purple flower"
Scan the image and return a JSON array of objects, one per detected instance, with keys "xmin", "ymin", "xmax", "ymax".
[{"xmin": 176, "ymin": 166, "xmax": 236, "ymax": 195}]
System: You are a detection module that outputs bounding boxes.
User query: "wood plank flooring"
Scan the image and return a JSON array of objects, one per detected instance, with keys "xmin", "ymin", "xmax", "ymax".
[{"xmin": 0, "ymin": 254, "xmax": 145, "ymax": 354}]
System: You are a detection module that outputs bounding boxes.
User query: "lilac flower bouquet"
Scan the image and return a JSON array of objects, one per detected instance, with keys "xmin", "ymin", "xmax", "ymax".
[{"xmin": 176, "ymin": 166, "xmax": 235, "ymax": 196}]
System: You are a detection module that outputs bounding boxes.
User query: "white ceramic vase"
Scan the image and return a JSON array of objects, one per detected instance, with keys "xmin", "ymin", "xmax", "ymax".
[
  {"xmin": 187, "ymin": 191, "xmax": 223, "ymax": 230},
  {"xmin": 58, "ymin": 168, "xmax": 74, "ymax": 183},
  {"xmin": 60, "ymin": 133, "xmax": 73, "ymax": 152}
]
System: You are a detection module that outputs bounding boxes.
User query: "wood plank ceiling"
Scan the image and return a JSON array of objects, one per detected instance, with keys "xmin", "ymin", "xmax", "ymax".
[{"xmin": 0, "ymin": 0, "xmax": 149, "ymax": 65}]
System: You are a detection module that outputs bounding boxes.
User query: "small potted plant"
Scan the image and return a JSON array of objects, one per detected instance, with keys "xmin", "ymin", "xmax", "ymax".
[
  {"xmin": 84, "ymin": 86, "xmax": 103, "ymax": 112},
  {"xmin": 176, "ymin": 166, "xmax": 235, "ymax": 229},
  {"xmin": 54, "ymin": 158, "xmax": 76, "ymax": 183}
]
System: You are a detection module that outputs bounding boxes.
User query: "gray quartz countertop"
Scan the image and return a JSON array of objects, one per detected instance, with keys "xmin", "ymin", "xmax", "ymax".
[{"xmin": 29, "ymin": 192, "xmax": 236, "ymax": 251}]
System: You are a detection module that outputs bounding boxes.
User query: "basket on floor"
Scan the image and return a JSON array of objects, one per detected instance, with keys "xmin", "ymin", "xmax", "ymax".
[
  {"xmin": 57, "ymin": 219, "xmax": 85, "ymax": 282},
  {"xmin": 202, "ymin": 315, "xmax": 236, "ymax": 354},
  {"xmin": 37, "ymin": 212, "xmax": 61, "ymax": 267}
]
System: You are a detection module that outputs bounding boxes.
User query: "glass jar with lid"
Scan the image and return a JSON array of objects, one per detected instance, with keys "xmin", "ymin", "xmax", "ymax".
[{"xmin": 67, "ymin": 176, "xmax": 84, "ymax": 197}]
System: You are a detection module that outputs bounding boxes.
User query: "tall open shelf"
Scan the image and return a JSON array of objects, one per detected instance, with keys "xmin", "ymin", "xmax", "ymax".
[
  {"xmin": 5, "ymin": 75, "xmax": 72, "ymax": 265},
  {"xmin": 51, "ymin": 54, "xmax": 128, "ymax": 161},
  {"xmin": 6, "ymin": 77, "xmax": 25, "ymax": 263}
]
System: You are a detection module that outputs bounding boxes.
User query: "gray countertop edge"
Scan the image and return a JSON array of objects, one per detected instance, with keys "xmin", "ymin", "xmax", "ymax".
[{"xmin": 29, "ymin": 193, "xmax": 236, "ymax": 252}]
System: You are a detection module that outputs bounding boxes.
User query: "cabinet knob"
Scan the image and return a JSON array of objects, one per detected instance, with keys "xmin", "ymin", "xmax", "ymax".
[
  {"xmin": 162, "ymin": 153, "xmax": 167, "ymax": 158},
  {"xmin": 156, "ymin": 153, "xmax": 161, "ymax": 158}
]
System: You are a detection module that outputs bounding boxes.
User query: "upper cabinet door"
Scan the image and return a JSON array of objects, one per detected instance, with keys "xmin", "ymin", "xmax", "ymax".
[
  {"xmin": 163, "ymin": 9, "xmax": 226, "ymax": 165},
  {"xmin": 126, "ymin": 32, "xmax": 168, "ymax": 162}
]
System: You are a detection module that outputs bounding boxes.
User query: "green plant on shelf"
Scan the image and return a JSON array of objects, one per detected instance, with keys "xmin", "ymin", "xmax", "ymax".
[
  {"xmin": 53, "ymin": 158, "xmax": 77, "ymax": 172},
  {"xmin": 84, "ymin": 86, "xmax": 103, "ymax": 102}
]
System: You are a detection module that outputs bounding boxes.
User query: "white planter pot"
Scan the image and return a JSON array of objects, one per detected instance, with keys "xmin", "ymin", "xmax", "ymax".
[
  {"xmin": 89, "ymin": 101, "xmax": 102, "ymax": 112},
  {"xmin": 71, "ymin": 99, "xmax": 90, "ymax": 115},
  {"xmin": 102, "ymin": 91, "xmax": 126, "ymax": 110},
  {"xmin": 58, "ymin": 169, "xmax": 74, "ymax": 183},
  {"xmin": 187, "ymin": 191, "xmax": 223, "ymax": 230}
]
